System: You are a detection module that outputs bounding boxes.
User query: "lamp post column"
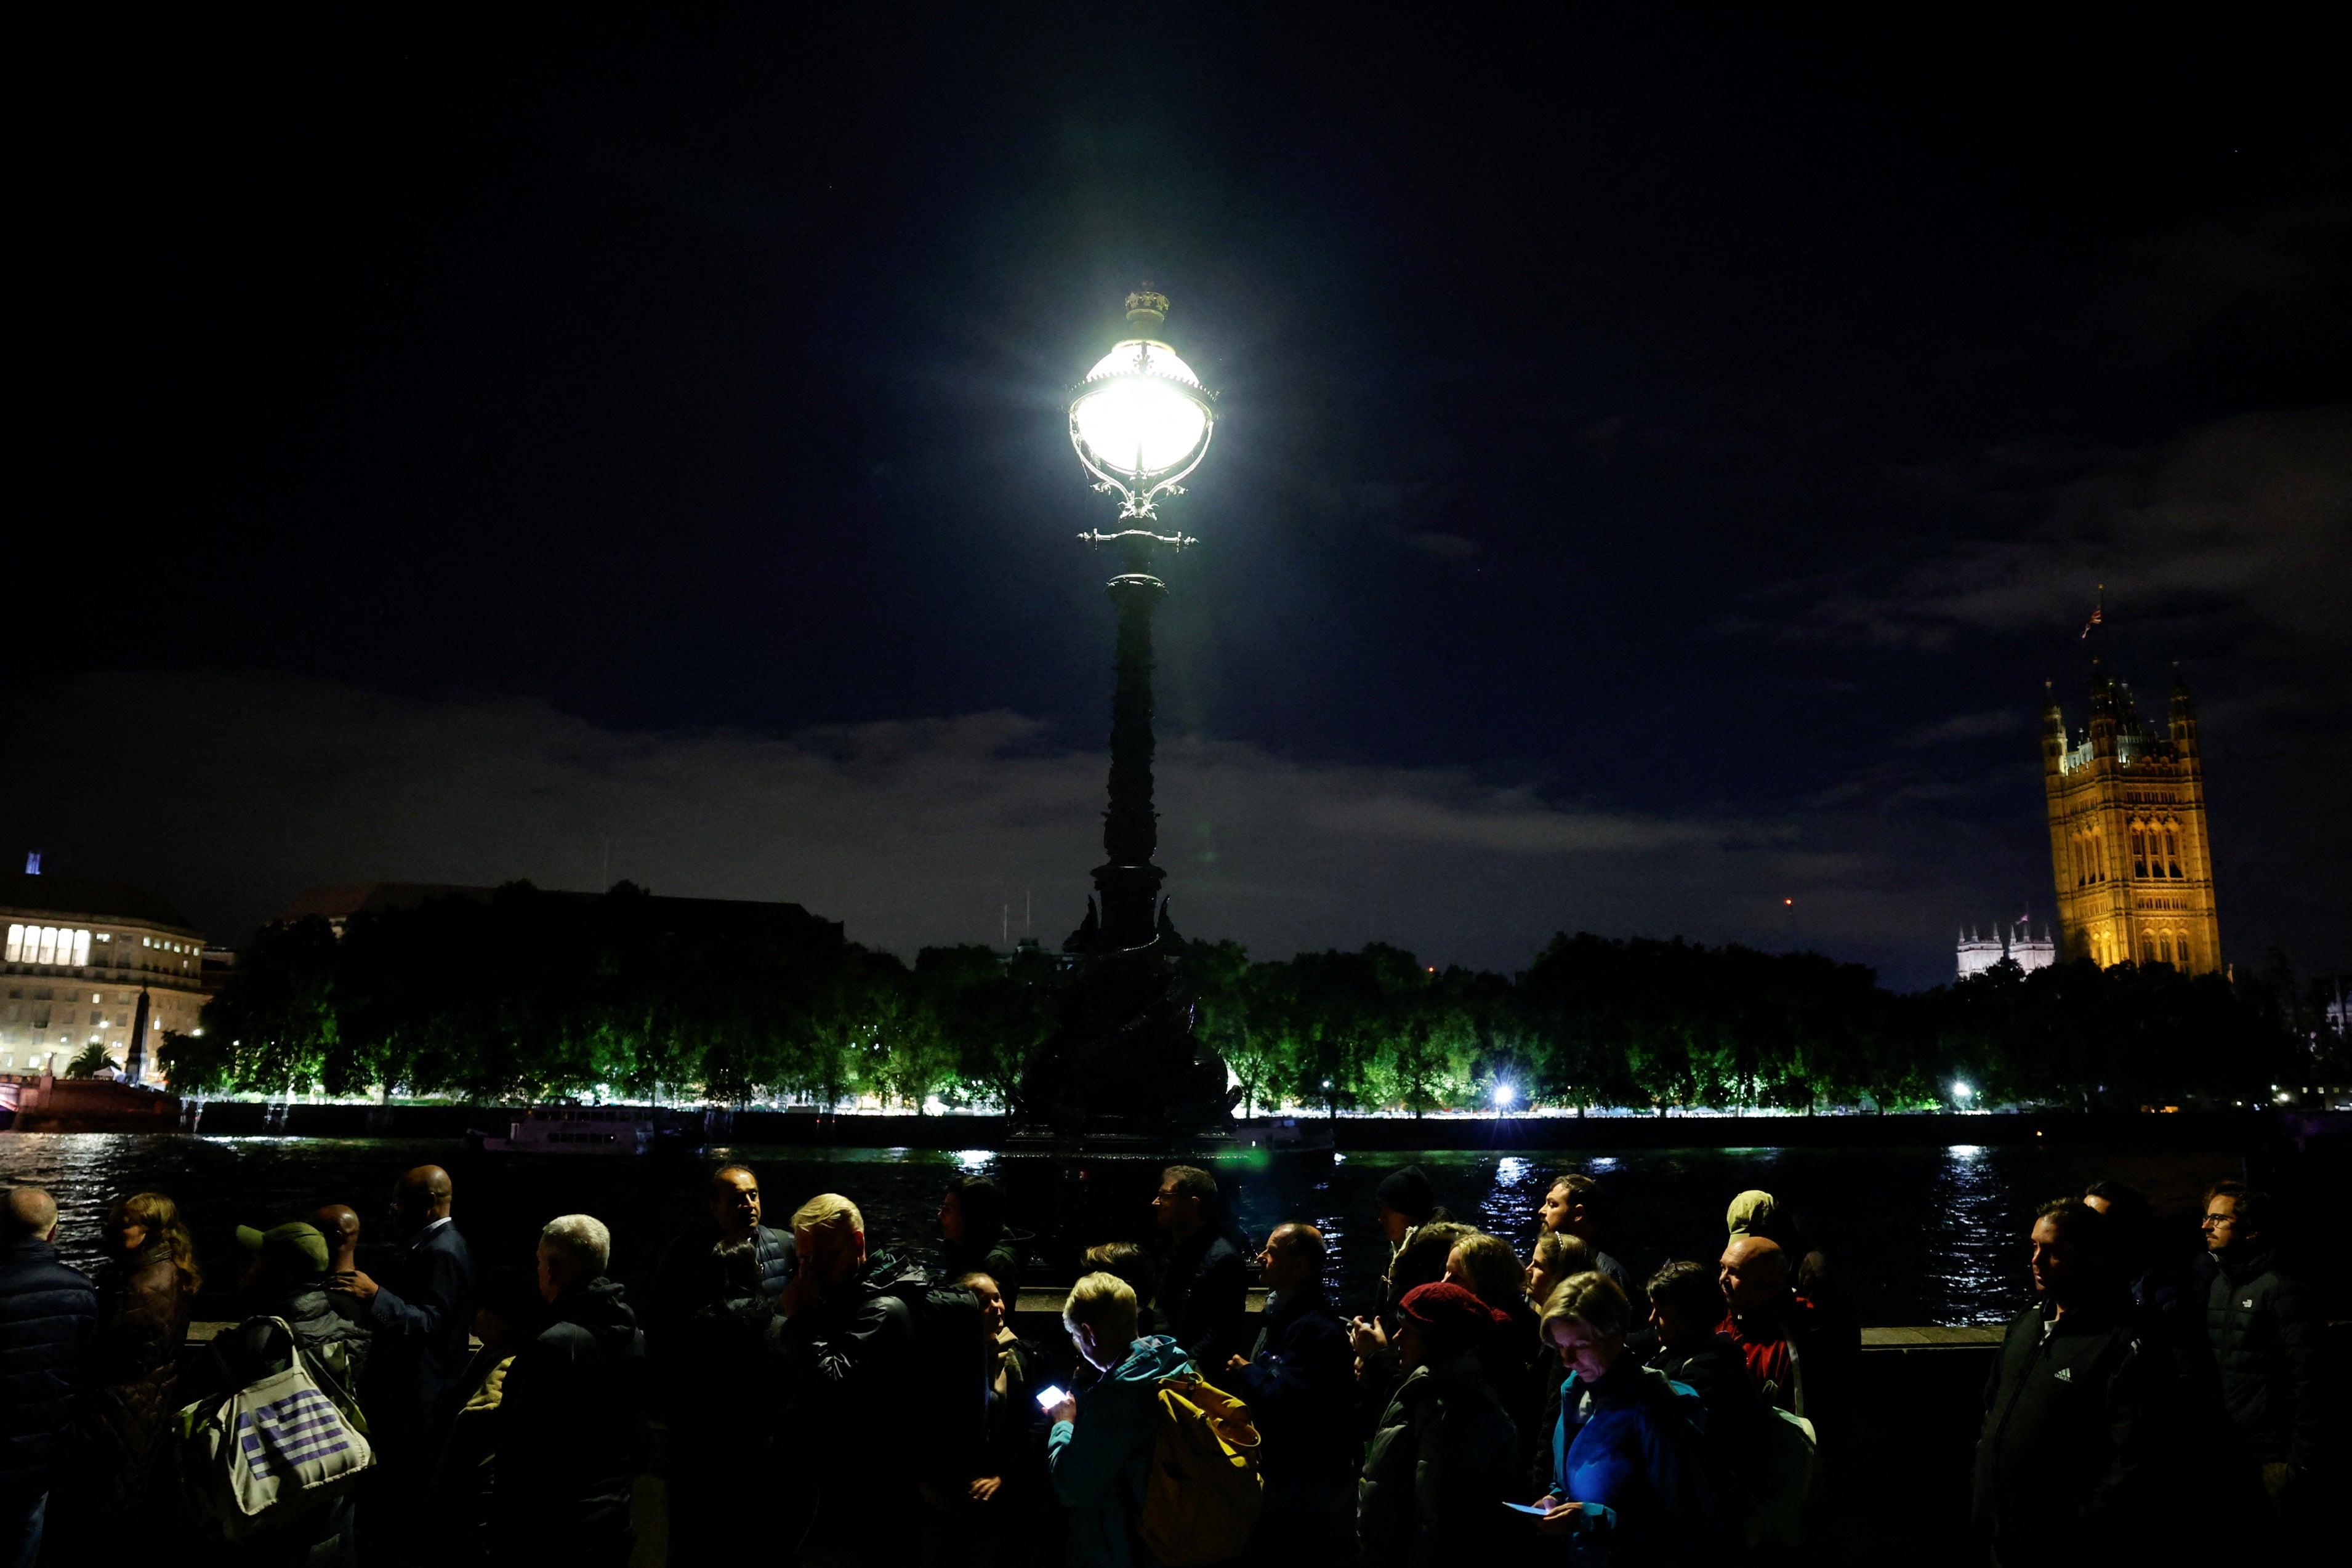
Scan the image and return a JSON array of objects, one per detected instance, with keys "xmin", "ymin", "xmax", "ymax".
[{"xmin": 1093, "ymin": 549, "xmax": 1168, "ymax": 950}]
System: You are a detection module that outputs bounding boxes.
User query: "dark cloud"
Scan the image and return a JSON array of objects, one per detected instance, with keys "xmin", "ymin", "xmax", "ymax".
[{"xmin": 5, "ymin": 671, "xmax": 2082, "ymax": 986}]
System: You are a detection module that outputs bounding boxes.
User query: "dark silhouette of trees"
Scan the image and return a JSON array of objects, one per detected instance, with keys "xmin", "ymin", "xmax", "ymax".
[{"xmin": 189, "ymin": 888, "xmax": 2309, "ymax": 1112}]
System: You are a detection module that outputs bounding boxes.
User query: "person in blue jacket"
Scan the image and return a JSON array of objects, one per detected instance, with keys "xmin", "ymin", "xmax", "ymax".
[
  {"xmin": 1533, "ymin": 1270, "xmax": 1723, "ymax": 1564},
  {"xmin": 1045, "ymin": 1271, "xmax": 1196, "ymax": 1568}
]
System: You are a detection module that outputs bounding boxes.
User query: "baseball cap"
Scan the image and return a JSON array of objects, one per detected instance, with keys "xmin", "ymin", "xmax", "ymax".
[{"xmin": 236, "ymin": 1221, "xmax": 330, "ymax": 1276}]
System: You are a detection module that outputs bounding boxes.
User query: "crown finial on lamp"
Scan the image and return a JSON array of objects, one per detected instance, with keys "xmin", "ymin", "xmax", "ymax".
[{"xmin": 1126, "ymin": 281, "xmax": 1169, "ymax": 328}]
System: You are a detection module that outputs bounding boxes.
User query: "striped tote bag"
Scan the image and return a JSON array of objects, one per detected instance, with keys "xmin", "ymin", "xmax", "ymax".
[{"xmin": 183, "ymin": 1318, "xmax": 376, "ymax": 1541}]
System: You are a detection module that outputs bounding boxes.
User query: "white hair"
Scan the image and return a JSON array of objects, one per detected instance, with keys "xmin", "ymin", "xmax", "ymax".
[{"xmin": 539, "ymin": 1213, "xmax": 612, "ymax": 1276}]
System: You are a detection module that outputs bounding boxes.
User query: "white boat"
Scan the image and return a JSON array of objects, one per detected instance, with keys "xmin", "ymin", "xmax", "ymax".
[
  {"xmin": 477, "ymin": 1105, "xmax": 656, "ymax": 1155},
  {"xmin": 1234, "ymin": 1115, "xmax": 1337, "ymax": 1153}
]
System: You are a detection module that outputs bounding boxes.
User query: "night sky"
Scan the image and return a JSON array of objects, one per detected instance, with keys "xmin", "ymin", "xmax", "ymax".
[{"xmin": 10, "ymin": 10, "xmax": 2347, "ymax": 989}]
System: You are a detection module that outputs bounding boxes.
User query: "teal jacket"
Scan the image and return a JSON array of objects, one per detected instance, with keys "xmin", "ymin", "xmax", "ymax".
[{"xmin": 1047, "ymin": 1335, "xmax": 1195, "ymax": 1568}]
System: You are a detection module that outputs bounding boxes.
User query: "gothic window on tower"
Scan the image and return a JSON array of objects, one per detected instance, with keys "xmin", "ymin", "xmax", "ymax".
[
  {"xmin": 2164, "ymin": 822, "xmax": 2183, "ymax": 877},
  {"xmin": 2131, "ymin": 824, "xmax": 2148, "ymax": 878}
]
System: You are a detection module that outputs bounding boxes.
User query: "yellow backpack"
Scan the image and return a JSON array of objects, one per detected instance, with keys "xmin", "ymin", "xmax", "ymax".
[{"xmin": 1137, "ymin": 1373, "xmax": 1264, "ymax": 1566}]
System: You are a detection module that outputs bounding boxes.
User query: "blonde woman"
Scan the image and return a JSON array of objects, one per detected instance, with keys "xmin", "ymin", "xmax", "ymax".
[
  {"xmin": 1529, "ymin": 1272, "xmax": 1723, "ymax": 1555},
  {"xmin": 1046, "ymin": 1271, "xmax": 1195, "ymax": 1568},
  {"xmin": 1526, "ymin": 1229, "xmax": 1593, "ymax": 1308}
]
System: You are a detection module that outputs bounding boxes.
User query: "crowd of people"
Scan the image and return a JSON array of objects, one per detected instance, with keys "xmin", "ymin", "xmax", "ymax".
[{"xmin": 0, "ymin": 1157, "xmax": 2322, "ymax": 1567}]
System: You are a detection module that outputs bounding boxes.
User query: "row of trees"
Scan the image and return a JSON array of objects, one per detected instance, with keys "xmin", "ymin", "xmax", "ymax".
[{"xmin": 165, "ymin": 881, "xmax": 2344, "ymax": 1112}]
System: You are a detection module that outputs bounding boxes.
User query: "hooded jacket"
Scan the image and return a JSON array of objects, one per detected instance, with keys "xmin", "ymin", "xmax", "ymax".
[
  {"xmin": 1048, "ymin": 1333, "xmax": 1194, "ymax": 1568},
  {"xmin": 1359, "ymin": 1348, "xmax": 1520, "ymax": 1568},
  {"xmin": 1230, "ymin": 1282, "xmax": 1356, "ymax": 1516},
  {"xmin": 492, "ymin": 1275, "xmax": 645, "ymax": 1546},
  {"xmin": 1548, "ymin": 1358, "xmax": 1722, "ymax": 1566},
  {"xmin": 1973, "ymin": 1295, "xmax": 2162, "ymax": 1566},
  {"xmin": 0, "ymin": 1237, "xmax": 97, "ymax": 1500},
  {"xmin": 2199, "ymin": 1246, "xmax": 2319, "ymax": 1469}
]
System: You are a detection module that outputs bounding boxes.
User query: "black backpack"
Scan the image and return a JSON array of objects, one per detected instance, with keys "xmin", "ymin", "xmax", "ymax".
[{"xmin": 865, "ymin": 1254, "xmax": 990, "ymax": 1484}]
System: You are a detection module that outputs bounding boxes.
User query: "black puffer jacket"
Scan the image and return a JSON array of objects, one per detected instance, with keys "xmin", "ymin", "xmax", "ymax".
[
  {"xmin": 492, "ymin": 1275, "xmax": 645, "ymax": 1550},
  {"xmin": 75, "ymin": 1244, "xmax": 191, "ymax": 1516},
  {"xmin": 2201, "ymin": 1247, "xmax": 2320, "ymax": 1468},
  {"xmin": 0, "ymin": 1237, "xmax": 98, "ymax": 1500}
]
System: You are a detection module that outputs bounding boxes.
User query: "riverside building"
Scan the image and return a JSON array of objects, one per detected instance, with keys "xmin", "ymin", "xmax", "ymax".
[
  {"xmin": 1, "ymin": 871, "xmax": 207, "ymax": 1079},
  {"xmin": 2041, "ymin": 663, "xmax": 2222, "ymax": 973},
  {"xmin": 1955, "ymin": 918, "xmax": 2055, "ymax": 980}
]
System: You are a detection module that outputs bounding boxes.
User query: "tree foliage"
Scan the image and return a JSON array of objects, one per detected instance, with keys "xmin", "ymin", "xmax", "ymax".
[{"xmin": 190, "ymin": 885, "xmax": 2320, "ymax": 1112}]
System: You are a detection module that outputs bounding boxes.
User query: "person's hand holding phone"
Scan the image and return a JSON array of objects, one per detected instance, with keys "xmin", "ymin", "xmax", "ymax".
[
  {"xmin": 1537, "ymin": 1500, "xmax": 1589, "ymax": 1535},
  {"xmin": 1036, "ymin": 1384, "xmax": 1077, "ymax": 1426}
]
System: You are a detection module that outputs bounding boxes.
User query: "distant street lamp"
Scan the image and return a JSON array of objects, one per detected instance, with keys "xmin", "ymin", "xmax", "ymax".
[
  {"xmin": 1493, "ymin": 1082, "xmax": 1518, "ymax": 1112},
  {"xmin": 1066, "ymin": 285, "xmax": 1217, "ymax": 952},
  {"xmin": 1952, "ymin": 1079, "xmax": 1975, "ymax": 1106}
]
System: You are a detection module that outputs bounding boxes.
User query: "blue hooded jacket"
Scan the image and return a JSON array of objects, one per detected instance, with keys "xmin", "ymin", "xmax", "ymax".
[
  {"xmin": 1547, "ymin": 1357, "xmax": 1722, "ymax": 1566},
  {"xmin": 1048, "ymin": 1334, "xmax": 1194, "ymax": 1568}
]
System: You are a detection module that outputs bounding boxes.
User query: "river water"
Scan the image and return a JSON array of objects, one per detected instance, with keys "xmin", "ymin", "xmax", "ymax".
[{"xmin": 0, "ymin": 1134, "xmax": 2239, "ymax": 1325}]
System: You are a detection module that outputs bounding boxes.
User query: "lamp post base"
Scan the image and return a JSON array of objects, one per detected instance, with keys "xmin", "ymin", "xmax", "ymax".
[{"xmin": 1011, "ymin": 939, "xmax": 1236, "ymax": 1141}]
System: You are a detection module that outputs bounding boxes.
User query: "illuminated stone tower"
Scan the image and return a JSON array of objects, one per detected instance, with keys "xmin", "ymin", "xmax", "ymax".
[{"xmin": 2041, "ymin": 663, "xmax": 2222, "ymax": 972}]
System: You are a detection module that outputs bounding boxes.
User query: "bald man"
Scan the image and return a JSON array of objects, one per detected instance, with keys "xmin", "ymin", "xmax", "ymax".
[
  {"xmin": 312, "ymin": 1203, "xmax": 364, "ymax": 1334},
  {"xmin": 2, "ymin": 1186, "xmax": 99, "ymax": 1563},
  {"xmin": 1718, "ymin": 1235, "xmax": 1819, "ymax": 1415},
  {"xmin": 1225, "ymin": 1223, "xmax": 1355, "ymax": 1549},
  {"xmin": 331, "ymin": 1165, "xmax": 475, "ymax": 1462}
]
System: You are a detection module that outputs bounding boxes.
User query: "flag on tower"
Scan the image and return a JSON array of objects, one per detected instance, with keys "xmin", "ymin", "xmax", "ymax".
[{"xmin": 2080, "ymin": 588, "xmax": 2104, "ymax": 640}]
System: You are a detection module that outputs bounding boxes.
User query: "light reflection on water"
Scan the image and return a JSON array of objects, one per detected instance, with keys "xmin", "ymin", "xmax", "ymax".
[{"xmin": 0, "ymin": 1134, "xmax": 2239, "ymax": 1325}]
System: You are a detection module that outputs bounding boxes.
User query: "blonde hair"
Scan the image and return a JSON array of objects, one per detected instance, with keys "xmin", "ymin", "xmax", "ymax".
[
  {"xmin": 788, "ymin": 1192, "xmax": 864, "ymax": 1237},
  {"xmin": 1531, "ymin": 1230, "xmax": 1593, "ymax": 1280},
  {"xmin": 1061, "ymin": 1270, "xmax": 1140, "ymax": 1348},
  {"xmin": 1451, "ymin": 1231, "xmax": 1523, "ymax": 1309},
  {"xmin": 112, "ymin": 1191, "xmax": 202, "ymax": 1293},
  {"xmin": 1541, "ymin": 1269, "xmax": 1633, "ymax": 1342}
]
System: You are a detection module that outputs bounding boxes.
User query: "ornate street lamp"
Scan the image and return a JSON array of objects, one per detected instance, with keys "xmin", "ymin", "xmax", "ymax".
[{"xmin": 1066, "ymin": 285, "xmax": 1216, "ymax": 953}]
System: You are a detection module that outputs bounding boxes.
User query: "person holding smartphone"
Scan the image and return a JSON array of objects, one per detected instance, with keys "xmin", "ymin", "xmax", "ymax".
[
  {"xmin": 1045, "ymin": 1271, "xmax": 1194, "ymax": 1568},
  {"xmin": 1530, "ymin": 1271, "xmax": 1723, "ymax": 1561}
]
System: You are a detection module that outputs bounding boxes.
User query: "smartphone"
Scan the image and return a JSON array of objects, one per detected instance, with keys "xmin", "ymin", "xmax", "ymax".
[
  {"xmin": 1500, "ymin": 1502, "xmax": 1551, "ymax": 1516},
  {"xmin": 1034, "ymin": 1385, "xmax": 1069, "ymax": 1412}
]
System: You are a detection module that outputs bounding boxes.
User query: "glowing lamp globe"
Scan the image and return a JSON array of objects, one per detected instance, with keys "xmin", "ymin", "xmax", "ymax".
[{"xmin": 1070, "ymin": 286, "xmax": 1216, "ymax": 518}]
